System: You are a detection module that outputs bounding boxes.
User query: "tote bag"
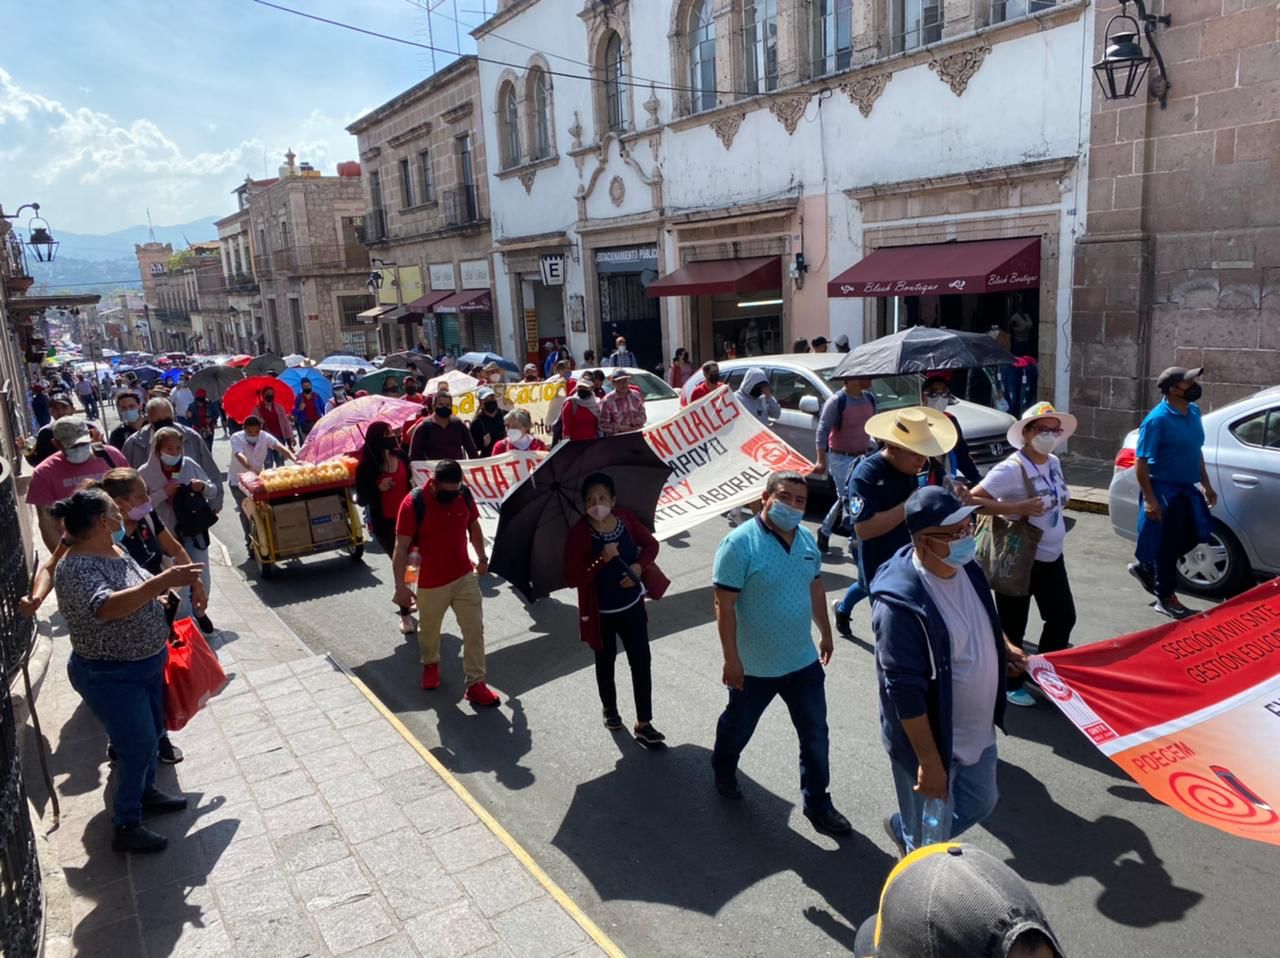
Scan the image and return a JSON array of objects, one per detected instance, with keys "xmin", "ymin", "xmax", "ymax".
[{"xmin": 974, "ymin": 459, "xmax": 1043, "ymax": 597}]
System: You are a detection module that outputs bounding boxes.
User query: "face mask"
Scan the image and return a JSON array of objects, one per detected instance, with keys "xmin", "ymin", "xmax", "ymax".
[
  {"xmin": 302, "ymin": 384, "xmax": 312, "ymax": 392},
  {"xmin": 587, "ymin": 504, "xmax": 612, "ymax": 521},
  {"xmin": 111, "ymin": 520, "xmax": 127, "ymax": 545},
  {"xmin": 767, "ymin": 500, "xmax": 804, "ymax": 532},
  {"xmin": 122, "ymin": 408, "xmax": 140, "ymax": 423},
  {"xmin": 245, "ymin": 433, "xmax": 260, "ymax": 445},
  {"xmin": 707, "ymin": 371, "xmax": 720, "ymax": 383},
  {"xmin": 127, "ymin": 501, "xmax": 153, "ymax": 521},
  {"xmin": 489, "ymin": 373, "xmax": 501, "ymax": 383},
  {"xmin": 435, "ymin": 488, "xmax": 459, "ymax": 503},
  {"xmin": 435, "ymin": 406, "xmax": 452, "ymax": 419},
  {"xmin": 263, "ymin": 393, "xmax": 274, "ymax": 403},
  {"xmin": 1030, "ymin": 433, "xmax": 1059, "ymax": 455},
  {"xmin": 483, "ymin": 401, "xmax": 498, "ymax": 414},
  {"xmin": 65, "ymin": 444, "xmax": 93, "ymax": 464},
  {"xmin": 507, "ymin": 427, "xmax": 526, "ymax": 442},
  {"xmin": 925, "ymin": 395, "xmax": 949, "ymax": 411},
  {"xmin": 161, "ymin": 452, "xmax": 183, "ymax": 467},
  {"xmin": 1183, "ymin": 383, "xmax": 1203, "ymax": 402},
  {"xmin": 384, "ymin": 436, "xmax": 399, "ymax": 449},
  {"xmin": 577, "ymin": 388, "xmax": 592, "ymax": 399},
  {"xmin": 942, "ymin": 535, "xmax": 977, "ymax": 568},
  {"xmin": 153, "ymin": 418, "xmax": 175, "ymax": 431}
]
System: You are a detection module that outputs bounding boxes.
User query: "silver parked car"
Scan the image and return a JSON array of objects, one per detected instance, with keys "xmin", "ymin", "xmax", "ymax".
[
  {"xmin": 681, "ymin": 353, "xmax": 1018, "ymax": 490},
  {"xmin": 1109, "ymin": 385, "xmax": 1280, "ymax": 598}
]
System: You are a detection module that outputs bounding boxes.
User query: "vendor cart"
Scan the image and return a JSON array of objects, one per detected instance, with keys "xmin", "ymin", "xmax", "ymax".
[{"xmin": 239, "ymin": 471, "xmax": 365, "ymax": 578}]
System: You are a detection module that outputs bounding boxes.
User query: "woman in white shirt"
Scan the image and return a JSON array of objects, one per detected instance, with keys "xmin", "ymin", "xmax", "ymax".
[{"xmin": 971, "ymin": 402, "xmax": 1077, "ymax": 708}]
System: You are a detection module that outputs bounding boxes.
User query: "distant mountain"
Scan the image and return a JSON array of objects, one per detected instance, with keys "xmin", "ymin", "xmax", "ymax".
[
  {"xmin": 49, "ymin": 216, "xmax": 221, "ymax": 262},
  {"xmin": 25, "ymin": 256, "xmax": 143, "ymax": 299}
]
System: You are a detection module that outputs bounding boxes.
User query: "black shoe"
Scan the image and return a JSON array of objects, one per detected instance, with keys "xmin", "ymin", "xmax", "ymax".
[
  {"xmin": 106, "ymin": 743, "xmax": 117, "ymax": 764},
  {"xmin": 634, "ymin": 723, "xmax": 666, "ymax": 746},
  {"xmin": 805, "ymin": 807, "xmax": 853, "ymax": 837},
  {"xmin": 603, "ymin": 711, "xmax": 623, "ymax": 731},
  {"xmin": 112, "ymin": 824, "xmax": 168, "ymax": 854},
  {"xmin": 158, "ymin": 737, "xmax": 184, "ymax": 765},
  {"xmin": 832, "ymin": 600, "xmax": 852, "ymax": 638},
  {"xmin": 196, "ymin": 614, "xmax": 215, "ymax": 634},
  {"xmin": 715, "ymin": 775, "xmax": 743, "ymax": 800},
  {"xmin": 1127, "ymin": 562, "xmax": 1156, "ymax": 596},
  {"xmin": 141, "ymin": 787, "xmax": 189, "ymax": 817},
  {"xmin": 816, "ymin": 532, "xmax": 830, "ymax": 553},
  {"xmin": 1153, "ymin": 597, "xmax": 1193, "ymax": 620}
]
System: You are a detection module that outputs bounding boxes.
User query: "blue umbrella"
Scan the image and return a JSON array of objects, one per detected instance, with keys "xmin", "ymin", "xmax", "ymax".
[
  {"xmin": 457, "ymin": 351, "xmax": 519, "ymax": 374},
  {"xmin": 280, "ymin": 367, "xmax": 333, "ymax": 402},
  {"xmin": 129, "ymin": 365, "xmax": 164, "ymax": 385},
  {"xmin": 162, "ymin": 367, "xmax": 183, "ymax": 385}
]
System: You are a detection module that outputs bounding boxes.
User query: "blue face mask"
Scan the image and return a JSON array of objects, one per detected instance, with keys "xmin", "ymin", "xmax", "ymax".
[
  {"xmin": 111, "ymin": 520, "xmax": 127, "ymax": 544},
  {"xmin": 767, "ymin": 500, "xmax": 804, "ymax": 532},
  {"xmin": 161, "ymin": 453, "xmax": 183, "ymax": 467},
  {"xmin": 942, "ymin": 535, "xmax": 977, "ymax": 568}
]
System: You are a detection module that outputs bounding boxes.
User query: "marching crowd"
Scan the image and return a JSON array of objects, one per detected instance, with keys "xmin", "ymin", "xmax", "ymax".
[{"xmin": 18, "ymin": 340, "xmax": 1219, "ymax": 956}]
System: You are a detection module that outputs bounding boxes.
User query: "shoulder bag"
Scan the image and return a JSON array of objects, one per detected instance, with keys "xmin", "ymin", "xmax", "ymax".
[{"xmin": 974, "ymin": 456, "xmax": 1043, "ymax": 596}]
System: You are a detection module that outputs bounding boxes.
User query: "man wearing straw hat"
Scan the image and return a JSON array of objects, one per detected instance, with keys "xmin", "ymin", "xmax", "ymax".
[{"xmin": 832, "ymin": 407, "xmax": 958, "ymax": 638}]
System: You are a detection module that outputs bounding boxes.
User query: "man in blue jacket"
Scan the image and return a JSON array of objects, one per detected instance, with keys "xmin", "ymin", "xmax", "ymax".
[{"xmin": 871, "ymin": 486, "xmax": 1027, "ymax": 857}]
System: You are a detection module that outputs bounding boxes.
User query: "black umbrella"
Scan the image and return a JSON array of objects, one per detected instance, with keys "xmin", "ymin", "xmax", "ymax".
[
  {"xmin": 489, "ymin": 433, "xmax": 672, "ymax": 602},
  {"xmin": 190, "ymin": 364, "xmax": 244, "ymax": 400},
  {"xmin": 830, "ymin": 327, "xmax": 1014, "ymax": 379},
  {"xmin": 245, "ymin": 352, "xmax": 287, "ymax": 376},
  {"xmin": 383, "ymin": 351, "xmax": 439, "ymax": 380}
]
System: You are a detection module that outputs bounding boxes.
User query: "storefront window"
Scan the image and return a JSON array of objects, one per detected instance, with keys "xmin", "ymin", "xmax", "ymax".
[{"xmin": 707, "ymin": 291, "xmax": 783, "ymax": 360}]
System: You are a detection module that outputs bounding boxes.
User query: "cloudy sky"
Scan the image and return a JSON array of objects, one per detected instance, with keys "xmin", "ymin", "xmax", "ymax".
[{"xmin": 2, "ymin": 0, "xmax": 492, "ymax": 235}]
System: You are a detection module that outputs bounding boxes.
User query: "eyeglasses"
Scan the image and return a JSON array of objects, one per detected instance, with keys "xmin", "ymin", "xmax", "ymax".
[
  {"xmin": 924, "ymin": 390, "xmax": 951, "ymax": 400},
  {"xmin": 1030, "ymin": 426, "xmax": 1064, "ymax": 436},
  {"xmin": 924, "ymin": 519, "xmax": 975, "ymax": 541}
]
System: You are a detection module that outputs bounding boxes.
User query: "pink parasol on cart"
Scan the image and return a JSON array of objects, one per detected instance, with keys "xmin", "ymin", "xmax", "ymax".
[{"xmin": 296, "ymin": 395, "xmax": 425, "ymax": 463}]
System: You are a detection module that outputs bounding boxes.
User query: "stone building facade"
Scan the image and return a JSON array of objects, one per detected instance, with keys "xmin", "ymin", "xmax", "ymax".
[
  {"xmin": 1069, "ymin": 0, "xmax": 1279, "ymax": 457},
  {"xmin": 347, "ymin": 56, "xmax": 497, "ymax": 358}
]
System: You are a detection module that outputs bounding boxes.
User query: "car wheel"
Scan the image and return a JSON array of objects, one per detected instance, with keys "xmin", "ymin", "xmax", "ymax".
[{"xmin": 1177, "ymin": 521, "xmax": 1249, "ymax": 599}]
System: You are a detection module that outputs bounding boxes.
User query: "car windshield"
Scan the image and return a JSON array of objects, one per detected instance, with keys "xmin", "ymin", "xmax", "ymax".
[
  {"xmin": 603, "ymin": 371, "xmax": 677, "ymax": 402},
  {"xmin": 820, "ymin": 369, "xmax": 922, "ymax": 410}
]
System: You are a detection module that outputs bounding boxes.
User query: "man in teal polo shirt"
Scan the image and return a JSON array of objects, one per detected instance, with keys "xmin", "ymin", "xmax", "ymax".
[
  {"xmin": 711, "ymin": 470, "xmax": 851, "ymax": 837},
  {"xmin": 1129, "ymin": 366, "xmax": 1217, "ymax": 620}
]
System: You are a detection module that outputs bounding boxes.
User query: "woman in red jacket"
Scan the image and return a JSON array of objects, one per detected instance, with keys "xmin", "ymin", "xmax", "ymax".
[
  {"xmin": 560, "ymin": 380, "xmax": 602, "ymax": 441},
  {"xmin": 491, "ymin": 408, "xmax": 547, "ymax": 454},
  {"xmin": 563, "ymin": 473, "xmax": 666, "ymax": 744}
]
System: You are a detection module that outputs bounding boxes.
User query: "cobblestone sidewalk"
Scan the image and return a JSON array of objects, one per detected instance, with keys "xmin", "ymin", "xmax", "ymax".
[{"xmin": 27, "ymin": 546, "xmax": 615, "ymax": 958}]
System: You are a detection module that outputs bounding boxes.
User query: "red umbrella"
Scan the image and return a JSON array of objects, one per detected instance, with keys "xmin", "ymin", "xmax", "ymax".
[
  {"xmin": 222, "ymin": 375, "xmax": 293, "ymax": 423},
  {"xmin": 297, "ymin": 395, "xmax": 424, "ymax": 463},
  {"xmin": 225, "ymin": 354, "xmax": 254, "ymax": 368}
]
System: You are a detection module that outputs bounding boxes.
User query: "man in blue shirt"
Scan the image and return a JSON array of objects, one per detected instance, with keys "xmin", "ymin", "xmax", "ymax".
[
  {"xmin": 711, "ymin": 470, "xmax": 850, "ymax": 837},
  {"xmin": 1129, "ymin": 366, "xmax": 1217, "ymax": 620}
]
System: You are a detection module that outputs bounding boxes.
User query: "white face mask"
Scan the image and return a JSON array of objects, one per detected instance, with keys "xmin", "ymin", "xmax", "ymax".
[
  {"xmin": 506, "ymin": 428, "xmax": 526, "ymax": 445},
  {"xmin": 64, "ymin": 444, "xmax": 93, "ymax": 464},
  {"xmin": 925, "ymin": 395, "xmax": 950, "ymax": 411},
  {"xmin": 587, "ymin": 504, "xmax": 611, "ymax": 521},
  {"xmin": 1030, "ymin": 433, "xmax": 1059, "ymax": 455}
]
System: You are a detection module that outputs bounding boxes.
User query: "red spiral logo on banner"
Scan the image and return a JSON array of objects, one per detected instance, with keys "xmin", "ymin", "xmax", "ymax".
[
  {"xmin": 1167, "ymin": 772, "xmax": 1279, "ymax": 828},
  {"xmin": 1030, "ymin": 666, "xmax": 1073, "ymax": 703}
]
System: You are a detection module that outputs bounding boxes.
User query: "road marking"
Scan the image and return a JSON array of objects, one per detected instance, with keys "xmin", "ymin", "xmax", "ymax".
[{"xmin": 341, "ymin": 664, "xmax": 627, "ymax": 958}]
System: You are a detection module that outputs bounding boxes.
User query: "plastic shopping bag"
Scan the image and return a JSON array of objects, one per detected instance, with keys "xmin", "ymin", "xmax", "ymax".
[{"xmin": 163, "ymin": 617, "xmax": 228, "ymax": 731}]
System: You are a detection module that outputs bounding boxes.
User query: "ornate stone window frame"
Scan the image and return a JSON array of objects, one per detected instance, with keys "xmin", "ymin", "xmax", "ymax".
[
  {"xmin": 582, "ymin": 3, "xmax": 636, "ymax": 142},
  {"xmin": 494, "ymin": 72, "xmax": 523, "ymax": 171},
  {"xmin": 524, "ymin": 57, "xmax": 557, "ymax": 163}
]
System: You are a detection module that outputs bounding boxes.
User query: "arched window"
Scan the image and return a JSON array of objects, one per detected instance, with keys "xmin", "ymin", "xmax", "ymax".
[
  {"xmin": 500, "ymin": 84, "xmax": 521, "ymax": 168},
  {"xmin": 604, "ymin": 31, "xmax": 627, "ymax": 133},
  {"xmin": 688, "ymin": 1, "xmax": 717, "ymax": 113},
  {"xmin": 531, "ymin": 68, "xmax": 552, "ymax": 160}
]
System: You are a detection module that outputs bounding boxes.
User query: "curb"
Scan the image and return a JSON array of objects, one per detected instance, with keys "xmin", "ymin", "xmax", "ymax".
[{"xmin": 1066, "ymin": 496, "xmax": 1109, "ymax": 516}]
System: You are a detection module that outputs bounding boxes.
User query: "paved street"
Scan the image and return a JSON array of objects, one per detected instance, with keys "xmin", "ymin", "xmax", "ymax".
[{"xmin": 205, "ymin": 438, "xmax": 1276, "ymax": 958}]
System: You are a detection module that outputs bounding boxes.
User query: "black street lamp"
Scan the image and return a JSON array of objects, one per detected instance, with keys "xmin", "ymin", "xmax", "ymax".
[
  {"xmin": 1093, "ymin": 0, "xmax": 1172, "ymax": 109},
  {"xmin": 0, "ymin": 201, "xmax": 60, "ymax": 263}
]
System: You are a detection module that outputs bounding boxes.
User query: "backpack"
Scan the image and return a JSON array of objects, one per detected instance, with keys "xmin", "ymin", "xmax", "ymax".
[
  {"xmin": 408, "ymin": 484, "xmax": 476, "ymax": 548},
  {"xmin": 173, "ymin": 483, "xmax": 218, "ymax": 546},
  {"xmin": 835, "ymin": 388, "xmax": 877, "ymax": 426}
]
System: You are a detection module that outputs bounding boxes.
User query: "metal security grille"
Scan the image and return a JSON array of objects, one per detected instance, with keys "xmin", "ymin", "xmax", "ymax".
[{"xmin": 0, "ymin": 465, "xmax": 33, "ymax": 680}]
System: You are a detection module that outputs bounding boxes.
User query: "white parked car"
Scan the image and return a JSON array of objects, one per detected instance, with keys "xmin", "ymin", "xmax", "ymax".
[
  {"xmin": 1109, "ymin": 385, "xmax": 1280, "ymax": 598},
  {"xmin": 681, "ymin": 353, "xmax": 1017, "ymax": 492}
]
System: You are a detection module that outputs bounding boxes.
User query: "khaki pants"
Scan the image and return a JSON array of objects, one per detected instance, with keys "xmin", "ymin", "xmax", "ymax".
[{"xmin": 417, "ymin": 573, "xmax": 486, "ymax": 685}]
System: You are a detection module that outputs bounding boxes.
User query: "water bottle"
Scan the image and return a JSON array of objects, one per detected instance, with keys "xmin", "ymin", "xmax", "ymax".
[
  {"xmin": 920, "ymin": 797, "xmax": 949, "ymax": 846},
  {"xmin": 404, "ymin": 546, "xmax": 421, "ymax": 587}
]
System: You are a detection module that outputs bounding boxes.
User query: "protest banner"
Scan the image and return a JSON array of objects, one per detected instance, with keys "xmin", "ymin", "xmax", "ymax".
[
  {"xmin": 1029, "ymin": 578, "xmax": 1280, "ymax": 845},
  {"xmin": 413, "ymin": 385, "xmax": 812, "ymax": 540},
  {"xmin": 446, "ymin": 381, "xmax": 566, "ymax": 442}
]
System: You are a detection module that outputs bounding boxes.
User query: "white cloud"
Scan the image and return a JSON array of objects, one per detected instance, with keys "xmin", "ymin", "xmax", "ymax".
[{"xmin": 0, "ymin": 68, "xmax": 353, "ymax": 231}]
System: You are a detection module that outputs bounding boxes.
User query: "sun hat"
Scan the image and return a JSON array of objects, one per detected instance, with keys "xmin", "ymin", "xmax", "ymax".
[
  {"xmin": 854, "ymin": 843, "xmax": 1066, "ymax": 958},
  {"xmin": 1007, "ymin": 401, "xmax": 1078, "ymax": 450},
  {"xmin": 865, "ymin": 406, "xmax": 957, "ymax": 458}
]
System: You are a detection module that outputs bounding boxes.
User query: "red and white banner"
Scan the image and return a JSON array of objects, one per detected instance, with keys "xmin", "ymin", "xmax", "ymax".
[
  {"xmin": 413, "ymin": 386, "xmax": 812, "ymax": 539},
  {"xmin": 1029, "ymin": 579, "xmax": 1280, "ymax": 845}
]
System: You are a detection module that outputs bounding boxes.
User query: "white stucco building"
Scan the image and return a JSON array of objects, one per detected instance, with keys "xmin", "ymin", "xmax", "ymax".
[{"xmin": 476, "ymin": 0, "xmax": 1092, "ymax": 407}]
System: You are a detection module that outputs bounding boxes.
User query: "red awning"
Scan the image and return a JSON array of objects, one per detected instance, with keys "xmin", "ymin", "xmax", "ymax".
[
  {"xmin": 827, "ymin": 238, "xmax": 1041, "ymax": 297},
  {"xmin": 646, "ymin": 256, "xmax": 781, "ymax": 297},
  {"xmin": 433, "ymin": 289, "xmax": 492, "ymax": 314},
  {"xmin": 406, "ymin": 290, "xmax": 455, "ymax": 311}
]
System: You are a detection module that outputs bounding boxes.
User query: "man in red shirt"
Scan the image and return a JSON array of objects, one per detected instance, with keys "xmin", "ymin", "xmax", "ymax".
[
  {"xmin": 685, "ymin": 360, "xmax": 722, "ymax": 406},
  {"xmin": 254, "ymin": 386, "xmax": 296, "ymax": 464},
  {"xmin": 26, "ymin": 417, "xmax": 128, "ymax": 549},
  {"xmin": 392, "ymin": 460, "xmax": 499, "ymax": 707}
]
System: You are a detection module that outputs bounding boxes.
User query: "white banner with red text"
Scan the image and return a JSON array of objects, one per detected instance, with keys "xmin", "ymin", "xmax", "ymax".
[{"xmin": 412, "ymin": 385, "xmax": 812, "ymax": 539}]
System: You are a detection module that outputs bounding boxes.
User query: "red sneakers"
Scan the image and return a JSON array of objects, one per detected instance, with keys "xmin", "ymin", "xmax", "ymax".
[
  {"xmin": 464, "ymin": 682, "xmax": 500, "ymax": 708},
  {"xmin": 420, "ymin": 663, "xmax": 440, "ymax": 690}
]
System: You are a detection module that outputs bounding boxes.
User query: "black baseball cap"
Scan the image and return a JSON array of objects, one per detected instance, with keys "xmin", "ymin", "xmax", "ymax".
[
  {"xmin": 904, "ymin": 486, "xmax": 980, "ymax": 536},
  {"xmin": 1156, "ymin": 366, "xmax": 1203, "ymax": 392},
  {"xmin": 854, "ymin": 843, "xmax": 1066, "ymax": 958},
  {"xmin": 812, "ymin": 336, "xmax": 829, "ymax": 347}
]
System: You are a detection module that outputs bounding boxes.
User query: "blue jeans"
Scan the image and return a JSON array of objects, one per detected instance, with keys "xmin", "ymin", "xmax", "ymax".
[
  {"xmin": 67, "ymin": 648, "xmax": 168, "ymax": 827},
  {"xmin": 175, "ymin": 536, "xmax": 210, "ymax": 621},
  {"xmin": 820, "ymin": 451, "xmax": 858, "ymax": 539},
  {"xmin": 711, "ymin": 660, "xmax": 833, "ymax": 814},
  {"xmin": 889, "ymin": 742, "xmax": 999, "ymax": 853},
  {"xmin": 836, "ymin": 542, "xmax": 868, "ymax": 614}
]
